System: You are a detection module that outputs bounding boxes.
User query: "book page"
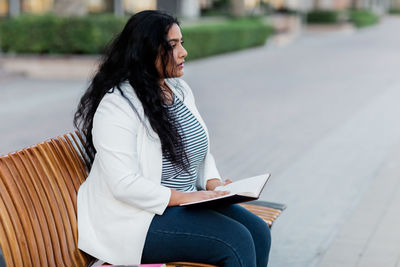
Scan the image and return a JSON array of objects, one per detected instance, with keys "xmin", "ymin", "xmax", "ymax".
[
  {"xmin": 215, "ymin": 174, "xmax": 270, "ymax": 197},
  {"xmin": 180, "ymin": 173, "xmax": 270, "ymax": 206}
]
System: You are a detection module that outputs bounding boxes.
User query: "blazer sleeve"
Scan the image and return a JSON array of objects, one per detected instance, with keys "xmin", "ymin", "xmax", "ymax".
[
  {"xmin": 92, "ymin": 92, "xmax": 171, "ymax": 215},
  {"xmin": 200, "ymin": 152, "xmax": 222, "ymax": 189}
]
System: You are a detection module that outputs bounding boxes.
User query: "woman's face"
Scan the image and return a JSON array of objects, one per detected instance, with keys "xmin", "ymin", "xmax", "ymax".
[{"xmin": 156, "ymin": 23, "xmax": 187, "ymax": 79}]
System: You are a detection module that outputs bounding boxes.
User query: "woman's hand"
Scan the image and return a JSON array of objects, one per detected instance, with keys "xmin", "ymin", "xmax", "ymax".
[
  {"xmin": 168, "ymin": 189, "xmax": 230, "ymax": 206},
  {"xmin": 206, "ymin": 178, "xmax": 233, "ymax": 191}
]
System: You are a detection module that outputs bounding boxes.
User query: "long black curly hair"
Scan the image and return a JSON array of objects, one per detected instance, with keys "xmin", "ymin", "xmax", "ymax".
[{"xmin": 74, "ymin": 10, "xmax": 188, "ymax": 172}]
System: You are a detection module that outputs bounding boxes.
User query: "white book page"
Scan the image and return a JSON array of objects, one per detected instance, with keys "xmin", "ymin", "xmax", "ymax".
[
  {"xmin": 180, "ymin": 173, "xmax": 270, "ymax": 206},
  {"xmin": 215, "ymin": 174, "xmax": 270, "ymax": 197}
]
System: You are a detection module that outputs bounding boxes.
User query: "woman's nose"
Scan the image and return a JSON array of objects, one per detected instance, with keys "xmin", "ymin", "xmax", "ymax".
[{"xmin": 180, "ymin": 46, "xmax": 187, "ymax": 58}]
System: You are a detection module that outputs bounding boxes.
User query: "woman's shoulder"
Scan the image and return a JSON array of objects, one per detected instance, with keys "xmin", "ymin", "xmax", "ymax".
[
  {"xmin": 101, "ymin": 81, "xmax": 142, "ymax": 108},
  {"xmin": 165, "ymin": 78, "xmax": 194, "ymax": 100},
  {"xmin": 104, "ymin": 81, "xmax": 141, "ymax": 104},
  {"xmin": 95, "ymin": 82, "xmax": 143, "ymax": 123}
]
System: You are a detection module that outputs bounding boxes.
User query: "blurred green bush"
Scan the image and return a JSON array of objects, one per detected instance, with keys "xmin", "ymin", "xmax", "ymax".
[
  {"xmin": 0, "ymin": 14, "xmax": 273, "ymax": 59},
  {"xmin": 182, "ymin": 18, "xmax": 273, "ymax": 61},
  {"xmin": 389, "ymin": 9, "xmax": 400, "ymax": 14},
  {"xmin": 0, "ymin": 14, "xmax": 127, "ymax": 54},
  {"xmin": 349, "ymin": 10, "xmax": 379, "ymax": 28},
  {"xmin": 306, "ymin": 10, "xmax": 343, "ymax": 24}
]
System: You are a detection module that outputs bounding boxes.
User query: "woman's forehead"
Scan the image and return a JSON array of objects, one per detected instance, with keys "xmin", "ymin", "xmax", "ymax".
[{"xmin": 167, "ymin": 24, "xmax": 182, "ymax": 41}]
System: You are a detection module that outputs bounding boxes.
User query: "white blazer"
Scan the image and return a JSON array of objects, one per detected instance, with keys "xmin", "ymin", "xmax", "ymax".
[{"xmin": 77, "ymin": 78, "xmax": 221, "ymax": 264}]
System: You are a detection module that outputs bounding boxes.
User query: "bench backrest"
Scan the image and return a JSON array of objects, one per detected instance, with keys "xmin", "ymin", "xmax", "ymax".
[{"xmin": 0, "ymin": 132, "xmax": 94, "ymax": 267}]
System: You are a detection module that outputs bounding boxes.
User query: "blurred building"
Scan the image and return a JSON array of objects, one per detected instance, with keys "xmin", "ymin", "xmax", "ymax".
[
  {"xmin": 303, "ymin": 0, "xmax": 392, "ymax": 12},
  {"xmin": 262, "ymin": 0, "xmax": 392, "ymax": 12},
  {"xmin": 0, "ymin": 0, "xmax": 395, "ymax": 17},
  {"xmin": 158, "ymin": 0, "xmax": 200, "ymax": 18},
  {"xmin": 0, "ymin": 0, "xmax": 156, "ymax": 16},
  {"xmin": 0, "ymin": 0, "xmax": 203, "ymax": 17},
  {"xmin": 87, "ymin": 0, "xmax": 156, "ymax": 14}
]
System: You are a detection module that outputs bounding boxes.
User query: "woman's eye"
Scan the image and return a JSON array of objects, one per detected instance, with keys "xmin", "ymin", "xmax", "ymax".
[{"xmin": 181, "ymin": 40, "xmax": 184, "ymax": 45}]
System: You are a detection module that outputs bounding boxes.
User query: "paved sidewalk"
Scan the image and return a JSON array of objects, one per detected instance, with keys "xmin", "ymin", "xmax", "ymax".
[
  {"xmin": 318, "ymin": 142, "xmax": 400, "ymax": 267},
  {"xmin": 0, "ymin": 55, "xmax": 99, "ymax": 79}
]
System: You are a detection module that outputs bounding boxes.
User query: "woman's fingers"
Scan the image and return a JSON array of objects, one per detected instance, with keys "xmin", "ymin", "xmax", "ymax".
[
  {"xmin": 182, "ymin": 190, "xmax": 231, "ymax": 204},
  {"xmin": 212, "ymin": 190, "xmax": 230, "ymax": 197},
  {"xmin": 224, "ymin": 179, "xmax": 232, "ymax": 185},
  {"xmin": 201, "ymin": 190, "xmax": 229, "ymax": 199},
  {"xmin": 206, "ymin": 178, "xmax": 223, "ymax": 191}
]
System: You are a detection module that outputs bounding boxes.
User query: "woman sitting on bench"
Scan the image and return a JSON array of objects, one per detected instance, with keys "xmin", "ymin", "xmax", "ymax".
[{"xmin": 74, "ymin": 10, "xmax": 271, "ymax": 267}]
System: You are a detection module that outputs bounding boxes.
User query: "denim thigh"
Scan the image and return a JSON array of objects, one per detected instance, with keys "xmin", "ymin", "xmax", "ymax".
[
  {"xmin": 212, "ymin": 204, "xmax": 271, "ymax": 267},
  {"xmin": 141, "ymin": 205, "xmax": 257, "ymax": 267}
]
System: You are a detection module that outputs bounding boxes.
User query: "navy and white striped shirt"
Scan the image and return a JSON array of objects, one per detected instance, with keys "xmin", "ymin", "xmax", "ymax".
[{"xmin": 161, "ymin": 94, "xmax": 208, "ymax": 192}]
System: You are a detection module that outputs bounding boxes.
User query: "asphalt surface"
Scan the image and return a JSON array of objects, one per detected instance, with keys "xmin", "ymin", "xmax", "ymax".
[{"xmin": 1, "ymin": 16, "xmax": 400, "ymax": 267}]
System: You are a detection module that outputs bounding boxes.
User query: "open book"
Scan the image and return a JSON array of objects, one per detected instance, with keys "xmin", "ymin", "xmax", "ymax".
[{"xmin": 180, "ymin": 173, "xmax": 271, "ymax": 206}]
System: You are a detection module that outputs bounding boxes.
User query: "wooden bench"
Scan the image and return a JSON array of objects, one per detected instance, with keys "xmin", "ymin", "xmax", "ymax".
[{"xmin": 0, "ymin": 132, "xmax": 285, "ymax": 267}]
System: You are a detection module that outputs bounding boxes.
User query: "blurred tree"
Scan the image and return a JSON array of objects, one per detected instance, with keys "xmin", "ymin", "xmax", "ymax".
[
  {"xmin": 9, "ymin": 0, "xmax": 20, "ymax": 16},
  {"xmin": 157, "ymin": 0, "xmax": 200, "ymax": 18},
  {"xmin": 113, "ymin": 0, "xmax": 123, "ymax": 15},
  {"xmin": 230, "ymin": 0, "xmax": 245, "ymax": 17},
  {"xmin": 157, "ymin": 0, "xmax": 179, "ymax": 17},
  {"xmin": 313, "ymin": 0, "xmax": 320, "ymax": 10},
  {"xmin": 103, "ymin": 0, "xmax": 113, "ymax": 12},
  {"xmin": 53, "ymin": 0, "xmax": 87, "ymax": 15},
  {"xmin": 351, "ymin": 0, "xmax": 361, "ymax": 9},
  {"xmin": 213, "ymin": 0, "xmax": 229, "ymax": 9}
]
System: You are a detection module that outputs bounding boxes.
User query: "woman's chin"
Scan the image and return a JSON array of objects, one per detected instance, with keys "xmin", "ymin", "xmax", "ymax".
[{"xmin": 174, "ymin": 71, "xmax": 184, "ymax": 77}]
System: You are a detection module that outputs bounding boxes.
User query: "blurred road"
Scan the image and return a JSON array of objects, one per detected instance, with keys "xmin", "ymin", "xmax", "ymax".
[{"xmin": 1, "ymin": 15, "xmax": 400, "ymax": 267}]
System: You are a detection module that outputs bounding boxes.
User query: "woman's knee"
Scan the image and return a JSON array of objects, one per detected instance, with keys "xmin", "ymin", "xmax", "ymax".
[
  {"xmin": 254, "ymin": 217, "xmax": 271, "ymax": 247},
  {"xmin": 249, "ymin": 218, "xmax": 271, "ymax": 266},
  {"xmin": 216, "ymin": 224, "xmax": 257, "ymax": 267},
  {"xmin": 215, "ymin": 204, "xmax": 271, "ymax": 246}
]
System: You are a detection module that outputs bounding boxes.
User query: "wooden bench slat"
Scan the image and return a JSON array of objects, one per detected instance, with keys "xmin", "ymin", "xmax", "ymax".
[
  {"xmin": 62, "ymin": 134, "xmax": 89, "ymax": 183},
  {"xmin": 32, "ymin": 145, "xmax": 75, "ymax": 266},
  {"xmin": 0, "ymin": 213, "xmax": 14, "ymax": 267},
  {"xmin": 41, "ymin": 140, "xmax": 87, "ymax": 266},
  {"xmin": 14, "ymin": 151, "xmax": 58, "ymax": 266},
  {"xmin": 49, "ymin": 139, "xmax": 81, "ymax": 197},
  {"xmin": 0, "ymin": 159, "xmax": 30, "ymax": 266},
  {"xmin": 12, "ymin": 151, "xmax": 54, "ymax": 267},
  {"xmin": 240, "ymin": 204, "xmax": 283, "ymax": 213},
  {"xmin": 8, "ymin": 153, "xmax": 48, "ymax": 266},
  {"xmin": 55, "ymin": 136, "xmax": 91, "ymax": 267},
  {"xmin": 67, "ymin": 132, "xmax": 92, "ymax": 173}
]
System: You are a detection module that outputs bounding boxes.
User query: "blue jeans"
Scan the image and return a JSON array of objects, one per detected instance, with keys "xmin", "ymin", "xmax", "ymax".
[{"xmin": 141, "ymin": 204, "xmax": 271, "ymax": 267}]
